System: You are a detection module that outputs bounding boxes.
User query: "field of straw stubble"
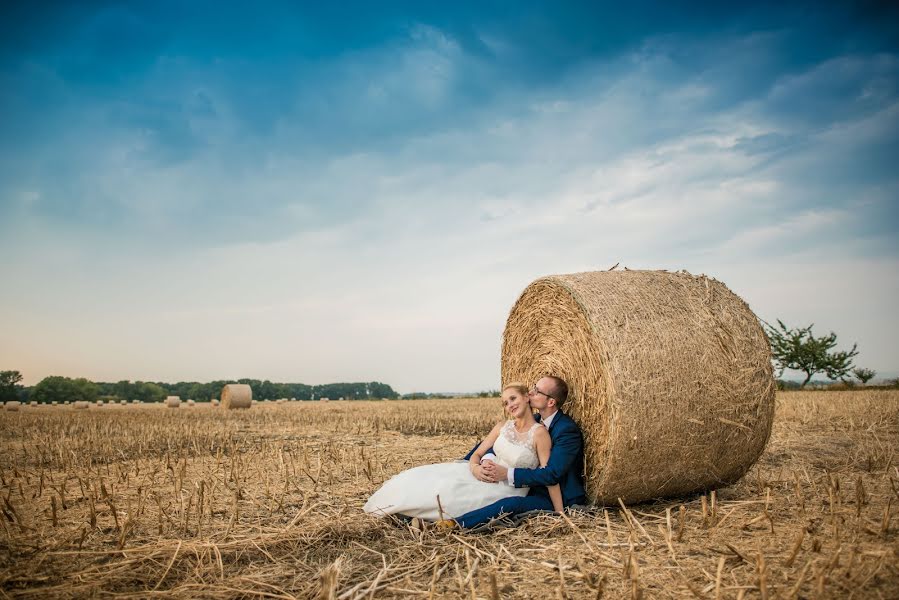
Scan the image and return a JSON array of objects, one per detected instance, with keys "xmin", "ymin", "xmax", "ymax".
[{"xmin": 0, "ymin": 391, "xmax": 897, "ymax": 599}]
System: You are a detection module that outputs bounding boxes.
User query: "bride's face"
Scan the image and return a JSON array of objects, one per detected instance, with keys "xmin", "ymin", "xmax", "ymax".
[{"xmin": 502, "ymin": 388, "xmax": 529, "ymax": 419}]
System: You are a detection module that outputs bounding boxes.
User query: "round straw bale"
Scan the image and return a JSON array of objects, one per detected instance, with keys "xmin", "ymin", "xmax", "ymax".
[
  {"xmin": 29, "ymin": 400, "xmax": 37, "ymax": 407},
  {"xmin": 165, "ymin": 396, "xmax": 181, "ymax": 408},
  {"xmin": 501, "ymin": 269, "xmax": 775, "ymax": 504},
  {"xmin": 120, "ymin": 399, "xmax": 127, "ymax": 406},
  {"xmin": 211, "ymin": 398, "xmax": 220, "ymax": 407},
  {"xmin": 4, "ymin": 401, "xmax": 20, "ymax": 411},
  {"xmin": 186, "ymin": 399, "xmax": 195, "ymax": 407},
  {"xmin": 73, "ymin": 401, "xmax": 89, "ymax": 410},
  {"xmin": 52, "ymin": 401, "xmax": 58, "ymax": 406},
  {"xmin": 95, "ymin": 400, "xmax": 104, "ymax": 407},
  {"xmin": 221, "ymin": 384, "xmax": 252, "ymax": 409},
  {"xmin": 131, "ymin": 399, "xmax": 140, "ymax": 404}
]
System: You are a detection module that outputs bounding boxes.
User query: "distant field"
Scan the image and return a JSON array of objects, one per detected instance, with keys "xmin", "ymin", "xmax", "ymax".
[{"xmin": 1, "ymin": 391, "xmax": 897, "ymax": 598}]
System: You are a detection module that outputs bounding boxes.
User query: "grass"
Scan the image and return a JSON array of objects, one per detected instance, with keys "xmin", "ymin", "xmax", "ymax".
[{"xmin": 0, "ymin": 390, "xmax": 897, "ymax": 598}]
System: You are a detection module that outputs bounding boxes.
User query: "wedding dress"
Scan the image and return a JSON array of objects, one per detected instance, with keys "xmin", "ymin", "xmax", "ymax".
[{"xmin": 364, "ymin": 421, "xmax": 541, "ymax": 521}]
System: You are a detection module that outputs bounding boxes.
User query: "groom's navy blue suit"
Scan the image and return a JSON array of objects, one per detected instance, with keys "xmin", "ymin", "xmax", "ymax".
[{"xmin": 458, "ymin": 410, "xmax": 586, "ymax": 528}]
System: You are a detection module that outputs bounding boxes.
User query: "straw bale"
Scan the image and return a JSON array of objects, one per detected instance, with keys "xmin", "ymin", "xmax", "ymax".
[
  {"xmin": 502, "ymin": 269, "xmax": 775, "ymax": 504},
  {"xmin": 120, "ymin": 399, "xmax": 127, "ymax": 405},
  {"xmin": 29, "ymin": 400, "xmax": 37, "ymax": 407},
  {"xmin": 165, "ymin": 396, "xmax": 181, "ymax": 408},
  {"xmin": 95, "ymin": 400, "xmax": 104, "ymax": 407},
  {"xmin": 4, "ymin": 401, "xmax": 20, "ymax": 411},
  {"xmin": 186, "ymin": 399, "xmax": 195, "ymax": 407},
  {"xmin": 72, "ymin": 401, "xmax": 89, "ymax": 410},
  {"xmin": 221, "ymin": 384, "xmax": 252, "ymax": 409},
  {"xmin": 131, "ymin": 399, "xmax": 140, "ymax": 404}
]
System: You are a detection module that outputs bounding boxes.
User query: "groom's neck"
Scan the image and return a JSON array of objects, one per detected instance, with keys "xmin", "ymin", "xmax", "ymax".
[{"xmin": 539, "ymin": 406, "xmax": 559, "ymax": 421}]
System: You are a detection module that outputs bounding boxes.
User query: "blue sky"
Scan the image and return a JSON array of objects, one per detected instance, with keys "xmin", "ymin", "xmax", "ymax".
[{"xmin": 1, "ymin": 2, "xmax": 897, "ymax": 391}]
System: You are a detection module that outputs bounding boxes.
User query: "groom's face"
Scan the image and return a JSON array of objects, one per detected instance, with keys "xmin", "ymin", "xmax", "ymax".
[{"xmin": 528, "ymin": 377, "xmax": 556, "ymax": 411}]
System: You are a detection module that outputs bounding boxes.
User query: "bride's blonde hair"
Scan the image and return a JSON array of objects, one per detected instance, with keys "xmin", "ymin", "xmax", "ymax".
[{"xmin": 502, "ymin": 382, "xmax": 528, "ymax": 395}]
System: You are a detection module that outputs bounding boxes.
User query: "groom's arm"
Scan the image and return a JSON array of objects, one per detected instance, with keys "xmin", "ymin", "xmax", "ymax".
[{"xmin": 511, "ymin": 425, "xmax": 582, "ymax": 488}]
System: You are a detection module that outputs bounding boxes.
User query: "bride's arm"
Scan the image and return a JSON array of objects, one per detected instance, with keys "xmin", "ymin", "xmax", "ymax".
[
  {"xmin": 469, "ymin": 422, "xmax": 504, "ymax": 478},
  {"xmin": 534, "ymin": 428, "xmax": 564, "ymax": 512}
]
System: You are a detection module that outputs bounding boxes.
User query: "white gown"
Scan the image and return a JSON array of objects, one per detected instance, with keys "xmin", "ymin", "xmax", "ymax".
[{"xmin": 364, "ymin": 421, "xmax": 541, "ymax": 521}]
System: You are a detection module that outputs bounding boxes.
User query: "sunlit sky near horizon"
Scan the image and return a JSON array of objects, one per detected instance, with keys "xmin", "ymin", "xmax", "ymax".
[{"xmin": 1, "ymin": 2, "xmax": 897, "ymax": 392}]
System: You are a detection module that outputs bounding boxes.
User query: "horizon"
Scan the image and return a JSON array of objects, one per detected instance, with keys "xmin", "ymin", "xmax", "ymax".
[{"xmin": 1, "ymin": 2, "xmax": 897, "ymax": 392}]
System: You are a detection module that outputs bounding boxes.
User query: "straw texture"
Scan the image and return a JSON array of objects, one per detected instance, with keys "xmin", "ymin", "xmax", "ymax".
[
  {"xmin": 501, "ymin": 269, "xmax": 775, "ymax": 504},
  {"xmin": 221, "ymin": 384, "xmax": 252, "ymax": 409}
]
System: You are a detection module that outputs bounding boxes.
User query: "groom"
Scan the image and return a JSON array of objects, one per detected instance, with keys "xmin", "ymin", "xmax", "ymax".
[{"xmin": 456, "ymin": 376, "xmax": 586, "ymax": 528}]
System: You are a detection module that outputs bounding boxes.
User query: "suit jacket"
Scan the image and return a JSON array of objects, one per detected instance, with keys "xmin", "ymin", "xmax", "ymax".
[
  {"xmin": 463, "ymin": 410, "xmax": 586, "ymax": 506},
  {"xmin": 515, "ymin": 411, "xmax": 586, "ymax": 506}
]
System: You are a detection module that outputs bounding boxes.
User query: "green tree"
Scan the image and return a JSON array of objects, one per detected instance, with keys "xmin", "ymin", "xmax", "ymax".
[
  {"xmin": 0, "ymin": 370, "xmax": 23, "ymax": 403},
  {"xmin": 852, "ymin": 367, "xmax": 876, "ymax": 385},
  {"xmin": 31, "ymin": 376, "xmax": 99, "ymax": 404},
  {"xmin": 764, "ymin": 320, "xmax": 858, "ymax": 388}
]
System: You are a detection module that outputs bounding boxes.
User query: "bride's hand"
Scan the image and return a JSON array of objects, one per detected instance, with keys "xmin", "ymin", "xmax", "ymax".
[{"xmin": 470, "ymin": 462, "xmax": 495, "ymax": 483}]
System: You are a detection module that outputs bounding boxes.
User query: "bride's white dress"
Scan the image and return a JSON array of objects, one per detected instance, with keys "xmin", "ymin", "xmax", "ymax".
[{"xmin": 364, "ymin": 421, "xmax": 541, "ymax": 521}]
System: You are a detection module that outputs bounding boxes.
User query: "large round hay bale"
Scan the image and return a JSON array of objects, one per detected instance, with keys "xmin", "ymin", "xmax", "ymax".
[
  {"xmin": 165, "ymin": 396, "xmax": 181, "ymax": 408},
  {"xmin": 502, "ymin": 269, "xmax": 775, "ymax": 504},
  {"xmin": 221, "ymin": 384, "xmax": 252, "ymax": 409},
  {"xmin": 5, "ymin": 401, "xmax": 21, "ymax": 411},
  {"xmin": 73, "ymin": 401, "xmax": 89, "ymax": 410}
]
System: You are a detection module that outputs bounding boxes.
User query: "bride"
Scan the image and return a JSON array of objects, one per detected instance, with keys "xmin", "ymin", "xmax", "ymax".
[{"xmin": 363, "ymin": 383, "xmax": 563, "ymax": 521}]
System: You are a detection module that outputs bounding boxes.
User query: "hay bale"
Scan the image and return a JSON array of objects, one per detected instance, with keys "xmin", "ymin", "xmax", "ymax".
[
  {"xmin": 52, "ymin": 401, "xmax": 58, "ymax": 406},
  {"xmin": 73, "ymin": 401, "xmax": 89, "ymax": 410},
  {"xmin": 132, "ymin": 399, "xmax": 140, "ymax": 404},
  {"xmin": 95, "ymin": 400, "xmax": 104, "ymax": 407},
  {"xmin": 165, "ymin": 396, "xmax": 181, "ymax": 408},
  {"xmin": 221, "ymin": 384, "xmax": 252, "ymax": 409},
  {"xmin": 29, "ymin": 400, "xmax": 38, "ymax": 407},
  {"xmin": 501, "ymin": 269, "xmax": 775, "ymax": 504},
  {"xmin": 186, "ymin": 399, "xmax": 195, "ymax": 407},
  {"xmin": 4, "ymin": 401, "xmax": 21, "ymax": 411},
  {"xmin": 120, "ymin": 399, "xmax": 128, "ymax": 406},
  {"xmin": 211, "ymin": 399, "xmax": 220, "ymax": 407}
]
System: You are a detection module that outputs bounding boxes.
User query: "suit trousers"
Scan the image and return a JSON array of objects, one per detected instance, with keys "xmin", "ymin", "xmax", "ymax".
[{"xmin": 455, "ymin": 494, "xmax": 554, "ymax": 528}]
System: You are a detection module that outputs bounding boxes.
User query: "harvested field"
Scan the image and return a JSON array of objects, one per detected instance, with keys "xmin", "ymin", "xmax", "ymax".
[{"xmin": 0, "ymin": 391, "xmax": 897, "ymax": 598}]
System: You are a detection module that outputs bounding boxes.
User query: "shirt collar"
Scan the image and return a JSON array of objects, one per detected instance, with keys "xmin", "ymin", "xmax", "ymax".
[{"xmin": 542, "ymin": 410, "xmax": 559, "ymax": 429}]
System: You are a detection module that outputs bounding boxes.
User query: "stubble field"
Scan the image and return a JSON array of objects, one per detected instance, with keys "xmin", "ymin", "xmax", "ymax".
[{"xmin": 0, "ymin": 390, "xmax": 897, "ymax": 599}]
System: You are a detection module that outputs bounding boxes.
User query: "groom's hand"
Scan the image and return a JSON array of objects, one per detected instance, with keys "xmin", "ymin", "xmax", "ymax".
[
  {"xmin": 470, "ymin": 462, "xmax": 493, "ymax": 483},
  {"xmin": 482, "ymin": 461, "xmax": 508, "ymax": 482}
]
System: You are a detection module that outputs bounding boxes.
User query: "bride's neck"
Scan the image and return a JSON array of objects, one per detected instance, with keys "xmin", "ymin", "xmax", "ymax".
[{"xmin": 513, "ymin": 413, "xmax": 536, "ymax": 430}]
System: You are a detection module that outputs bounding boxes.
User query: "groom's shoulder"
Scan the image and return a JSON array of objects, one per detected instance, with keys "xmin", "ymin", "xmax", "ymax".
[{"xmin": 555, "ymin": 411, "xmax": 584, "ymax": 433}]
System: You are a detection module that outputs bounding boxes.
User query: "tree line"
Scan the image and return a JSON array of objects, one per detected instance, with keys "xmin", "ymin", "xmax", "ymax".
[{"xmin": 0, "ymin": 373, "xmax": 399, "ymax": 404}]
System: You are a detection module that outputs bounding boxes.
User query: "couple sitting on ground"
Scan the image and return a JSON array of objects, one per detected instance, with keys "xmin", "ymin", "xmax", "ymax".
[{"xmin": 363, "ymin": 376, "xmax": 586, "ymax": 529}]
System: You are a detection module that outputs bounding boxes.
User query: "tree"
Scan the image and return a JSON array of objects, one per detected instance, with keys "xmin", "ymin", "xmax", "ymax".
[
  {"xmin": 0, "ymin": 370, "xmax": 23, "ymax": 403},
  {"xmin": 764, "ymin": 320, "xmax": 858, "ymax": 388},
  {"xmin": 852, "ymin": 367, "xmax": 876, "ymax": 385},
  {"xmin": 31, "ymin": 376, "xmax": 99, "ymax": 404}
]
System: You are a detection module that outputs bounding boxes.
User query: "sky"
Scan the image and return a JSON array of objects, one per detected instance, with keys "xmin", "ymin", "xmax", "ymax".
[{"xmin": 1, "ymin": 1, "xmax": 897, "ymax": 392}]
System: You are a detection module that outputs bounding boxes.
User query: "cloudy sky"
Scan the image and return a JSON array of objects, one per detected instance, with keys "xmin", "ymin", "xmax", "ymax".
[{"xmin": 1, "ymin": 2, "xmax": 897, "ymax": 391}]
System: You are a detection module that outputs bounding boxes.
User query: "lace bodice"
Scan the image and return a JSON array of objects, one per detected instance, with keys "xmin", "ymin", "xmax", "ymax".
[{"xmin": 492, "ymin": 420, "xmax": 540, "ymax": 470}]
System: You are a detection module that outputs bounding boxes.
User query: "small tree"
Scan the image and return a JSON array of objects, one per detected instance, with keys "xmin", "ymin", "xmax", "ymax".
[
  {"xmin": 0, "ymin": 370, "xmax": 23, "ymax": 403},
  {"xmin": 764, "ymin": 320, "xmax": 858, "ymax": 388},
  {"xmin": 852, "ymin": 367, "xmax": 876, "ymax": 385}
]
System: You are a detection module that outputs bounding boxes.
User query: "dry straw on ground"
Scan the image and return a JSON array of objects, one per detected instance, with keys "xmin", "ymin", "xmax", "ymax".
[
  {"xmin": 221, "ymin": 384, "xmax": 252, "ymax": 409},
  {"xmin": 0, "ymin": 391, "xmax": 896, "ymax": 598},
  {"xmin": 503, "ymin": 269, "xmax": 775, "ymax": 504}
]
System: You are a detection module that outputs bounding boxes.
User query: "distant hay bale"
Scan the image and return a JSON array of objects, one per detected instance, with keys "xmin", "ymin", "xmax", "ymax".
[
  {"xmin": 502, "ymin": 269, "xmax": 775, "ymax": 504},
  {"xmin": 73, "ymin": 401, "xmax": 89, "ymax": 410},
  {"xmin": 29, "ymin": 401, "xmax": 37, "ymax": 407},
  {"xmin": 186, "ymin": 399, "xmax": 195, "ymax": 407},
  {"xmin": 132, "ymin": 399, "xmax": 140, "ymax": 404},
  {"xmin": 96, "ymin": 400, "xmax": 104, "ymax": 407},
  {"xmin": 221, "ymin": 384, "xmax": 252, "ymax": 409},
  {"xmin": 120, "ymin": 399, "xmax": 127, "ymax": 406},
  {"xmin": 165, "ymin": 396, "xmax": 181, "ymax": 408},
  {"xmin": 211, "ymin": 399, "xmax": 220, "ymax": 407},
  {"xmin": 51, "ymin": 401, "xmax": 58, "ymax": 406},
  {"xmin": 64, "ymin": 400, "xmax": 70, "ymax": 405},
  {"xmin": 5, "ymin": 401, "xmax": 21, "ymax": 411}
]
